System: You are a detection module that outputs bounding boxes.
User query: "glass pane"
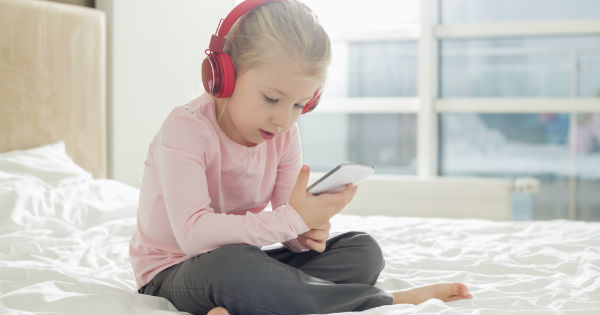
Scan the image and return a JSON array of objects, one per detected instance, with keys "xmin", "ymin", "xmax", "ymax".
[
  {"xmin": 575, "ymin": 113, "xmax": 600, "ymax": 221},
  {"xmin": 440, "ymin": 0, "xmax": 600, "ymax": 24},
  {"xmin": 298, "ymin": 113, "xmax": 417, "ymax": 174},
  {"xmin": 578, "ymin": 178, "xmax": 600, "ymax": 221},
  {"xmin": 439, "ymin": 113, "xmax": 572, "ymax": 219},
  {"xmin": 302, "ymin": 0, "xmax": 419, "ymax": 36},
  {"xmin": 327, "ymin": 41, "xmax": 418, "ymax": 98},
  {"xmin": 579, "ymin": 53, "xmax": 600, "ymax": 97},
  {"xmin": 298, "ymin": 1, "xmax": 419, "ymax": 98},
  {"xmin": 343, "ymin": 41, "xmax": 417, "ymax": 97},
  {"xmin": 440, "ymin": 36, "xmax": 600, "ymax": 97}
]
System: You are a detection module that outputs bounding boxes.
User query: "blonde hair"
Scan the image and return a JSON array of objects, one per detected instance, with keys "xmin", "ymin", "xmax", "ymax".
[{"xmin": 224, "ymin": 1, "xmax": 331, "ymax": 81}]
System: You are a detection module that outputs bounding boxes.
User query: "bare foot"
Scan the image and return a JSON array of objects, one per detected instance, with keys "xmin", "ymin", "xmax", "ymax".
[
  {"xmin": 207, "ymin": 307, "xmax": 230, "ymax": 315},
  {"xmin": 392, "ymin": 282, "xmax": 473, "ymax": 305}
]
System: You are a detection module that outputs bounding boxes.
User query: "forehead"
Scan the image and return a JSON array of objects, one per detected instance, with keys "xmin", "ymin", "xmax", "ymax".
[{"xmin": 240, "ymin": 60, "xmax": 323, "ymax": 93}]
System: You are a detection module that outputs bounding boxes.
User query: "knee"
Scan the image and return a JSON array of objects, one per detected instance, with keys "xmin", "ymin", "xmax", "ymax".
[
  {"xmin": 204, "ymin": 244, "xmax": 267, "ymax": 288},
  {"xmin": 352, "ymin": 232, "xmax": 385, "ymax": 268},
  {"xmin": 339, "ymin": 232, "xmax": 386, "ymax": 283}
]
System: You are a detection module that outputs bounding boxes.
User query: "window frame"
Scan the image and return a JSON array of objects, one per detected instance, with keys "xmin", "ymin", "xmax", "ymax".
[
  {"xmin": 426, "ymin": 0, "xmax": 600, "ymax": 219},
  {"xmin": 320, "ymin": 0, "xmax": 600, "ymax": 219}
]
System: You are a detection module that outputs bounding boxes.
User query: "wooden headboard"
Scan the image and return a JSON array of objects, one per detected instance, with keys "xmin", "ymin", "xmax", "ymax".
[{"xmin": 0, "ymin": 0, "xmax": 106, "ymax": 178}]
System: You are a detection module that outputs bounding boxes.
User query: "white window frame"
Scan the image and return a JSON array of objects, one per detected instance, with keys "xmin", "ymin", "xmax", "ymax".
[
  {"xmin": 427, "ymin": 0, "xmax": 600, "ymax": 219},
  {"xmin": 318, "ymin": 0, "xmax": 600, "ymax": 219},
  {"xmin": 436, "ymin": 20, "xmax": 600, "ymax": 38}
]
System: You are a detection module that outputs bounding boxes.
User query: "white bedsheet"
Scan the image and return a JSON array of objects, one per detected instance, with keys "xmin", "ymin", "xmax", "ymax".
[{"xmin": 1, "ymin": 145, "xmax": 599, "ymax": 314}]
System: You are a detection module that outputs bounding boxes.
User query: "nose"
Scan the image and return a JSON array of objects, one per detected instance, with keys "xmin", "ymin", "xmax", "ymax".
[{"xmin": 271, "ymin": 104, "xmax": 293, "ymax": 129}]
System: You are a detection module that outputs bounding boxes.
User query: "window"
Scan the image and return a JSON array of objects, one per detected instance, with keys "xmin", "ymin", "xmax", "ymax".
[
  {"xmin": 299, "ymin": 0, "xmax": 419, "ymax": 173},
  {"xmin": 299, "ymin": 113, "xmax": 417, "ymax": 174},
  {"xmin": 575, "ymin": 113, "xmax": 600, "ymax": 220},
  {"xmin": 275, "ymin": 0, "xmax": 600, "ymax": 220},
  {"xmin": 436, "ymin": 0, "xmax": 600, "ymax": 220},
  {"xmin": 440, "ymin": 36, "xmax": 600, "ymax": 98},
  {"xmin": 439, "ymin": 113, "xmax": 572, "ymax": 218}
]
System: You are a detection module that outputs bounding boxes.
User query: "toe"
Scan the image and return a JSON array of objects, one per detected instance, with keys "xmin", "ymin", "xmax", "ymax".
[{"xmin": 455, "ymin": 283, "xmax": 469, "ymax": 296}]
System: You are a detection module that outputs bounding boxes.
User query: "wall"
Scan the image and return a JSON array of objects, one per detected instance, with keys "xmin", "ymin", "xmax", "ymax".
[{"xmin": 96, "ymin": 0, "xmax": 234, "ymax": 186}]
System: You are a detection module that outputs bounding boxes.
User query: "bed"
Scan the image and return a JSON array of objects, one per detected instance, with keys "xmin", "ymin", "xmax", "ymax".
[
  {"xmin": 1, "ymin": 0, "xmax": 600, "ymax": 315},
  {"xmin": 1, "ymin": 146, "xmax": 599, "ymax": 315}
]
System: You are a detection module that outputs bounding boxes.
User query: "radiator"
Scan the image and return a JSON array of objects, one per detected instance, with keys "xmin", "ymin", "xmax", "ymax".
[{"xmin": 309, "ymin": 174, "xmax": 540, "ymax": 221}]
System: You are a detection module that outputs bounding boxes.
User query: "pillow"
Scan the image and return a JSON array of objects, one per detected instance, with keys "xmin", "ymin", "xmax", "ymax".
[{"xmin": 0, "ymin": 141, "xmax": 91, "ymax": 184}]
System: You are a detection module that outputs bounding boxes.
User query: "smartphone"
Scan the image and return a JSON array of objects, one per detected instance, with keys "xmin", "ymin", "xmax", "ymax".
[{"xmin": 307, "ymin": 162, "xmax": 375, "ymax": 195}]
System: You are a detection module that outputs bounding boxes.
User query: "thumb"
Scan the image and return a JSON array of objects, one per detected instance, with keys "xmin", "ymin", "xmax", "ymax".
[{"xmin": 294, "ymin": 164, "xmax": 310, "ymax": 193}]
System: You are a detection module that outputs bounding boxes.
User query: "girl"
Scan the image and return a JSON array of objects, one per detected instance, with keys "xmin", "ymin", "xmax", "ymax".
[{"xmin": 130, "ymin": 1, "xmax": 473, "ymax": 314}]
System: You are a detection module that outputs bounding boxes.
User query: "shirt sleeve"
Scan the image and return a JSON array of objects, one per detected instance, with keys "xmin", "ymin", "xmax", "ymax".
[
  {"xmin": 270, "ymin": 124, "xmax": 311, "ymax": 253},
  {"xmin": 155, "ymin": 109, "xmax": 309, "ymax": 256}
]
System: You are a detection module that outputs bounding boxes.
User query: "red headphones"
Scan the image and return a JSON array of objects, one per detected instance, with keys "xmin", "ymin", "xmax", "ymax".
[{"xmin": 201, "ymin": 0, "xmax": 321, "ymax": 114}]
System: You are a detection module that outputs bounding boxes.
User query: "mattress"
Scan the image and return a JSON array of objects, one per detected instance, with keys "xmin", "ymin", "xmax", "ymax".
[{"xmin": 1, "ymin": 142, "xmax": 599, "ymax": 315}]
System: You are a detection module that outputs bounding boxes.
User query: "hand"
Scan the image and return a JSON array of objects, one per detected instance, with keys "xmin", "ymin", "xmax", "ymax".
[
  {"xmin": 297, "ymin": 221, "xmax": 331, "ymax": 253},
  {"xmin": 289, "ymin": 165, "xmax": 357, "ymax": 229}
]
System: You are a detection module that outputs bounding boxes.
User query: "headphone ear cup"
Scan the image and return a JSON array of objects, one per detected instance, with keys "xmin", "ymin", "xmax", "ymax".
[
  {"xmin": 201, "ymin": 52, "xmax": 236, "ymax": 98},
  {"xmin": 302, "ymin": 89, "xmax": 321, "ymax": 114},
  {"xmin": 215, "ymin": 52, "xmax": 236, "ymax": 98},
  {"xmin": 202, "ymin": 54, "xmax": 217, "ymax": 95}
]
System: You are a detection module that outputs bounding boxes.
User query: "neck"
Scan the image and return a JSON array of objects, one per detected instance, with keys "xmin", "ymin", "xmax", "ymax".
[
  {"xmin": 213, "ymin": 96, "xmax": 227, "ymax": 123},
  {"xmin": 212, "ymin": 96, "xmax": 256, "ymax": 147}
]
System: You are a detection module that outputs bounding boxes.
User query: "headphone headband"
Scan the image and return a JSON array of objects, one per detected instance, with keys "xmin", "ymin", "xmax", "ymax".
[{"xmin": 209, "ymin": 0, "xmax": 286, "ymax": 53}]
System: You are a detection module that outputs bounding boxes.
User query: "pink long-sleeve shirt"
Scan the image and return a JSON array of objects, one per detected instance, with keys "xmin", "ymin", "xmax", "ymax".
[{"xmin": 129, "ymin": 93, "xmax": 310, "ymax": 288}]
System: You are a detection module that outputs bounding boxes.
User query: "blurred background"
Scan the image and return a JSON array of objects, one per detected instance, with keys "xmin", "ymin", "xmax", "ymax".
[
  {"xmin": 50, "ymin": 0, "xmax": 600, "ymax": 221},
  {"xmin": 299, "ymin": 0, "xmax": 600, "ymax": 222}
]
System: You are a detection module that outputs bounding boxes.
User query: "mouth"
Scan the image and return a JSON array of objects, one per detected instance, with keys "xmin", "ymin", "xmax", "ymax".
[{"xmin": 259, "ymin": 129, "xmax": 275, "ymax": 140}]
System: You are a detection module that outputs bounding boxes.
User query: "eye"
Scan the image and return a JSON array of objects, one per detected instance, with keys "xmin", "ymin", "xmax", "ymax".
[
  {"xmin": 264, "ymin": 95, "xmax": 279, "ymax": 104},
  {"xmin": 294, "ymin": 103, "xmax": 305, "ymax": 110}
]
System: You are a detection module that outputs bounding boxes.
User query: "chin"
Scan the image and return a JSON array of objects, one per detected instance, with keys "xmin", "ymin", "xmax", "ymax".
[{"xmin": 244, "ymin": 137, "xmax": 261, "ymax": 147}]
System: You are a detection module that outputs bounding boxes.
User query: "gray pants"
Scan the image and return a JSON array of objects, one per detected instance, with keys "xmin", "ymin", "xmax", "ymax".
[{"xmin": 139, "ymin": 231, "xmax": 393, "ymax": 315}]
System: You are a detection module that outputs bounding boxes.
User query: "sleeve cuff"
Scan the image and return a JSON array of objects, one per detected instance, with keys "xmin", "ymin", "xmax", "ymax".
[
  {"xmin": 274, "ymin": 204, "xmax": 310, "ymax": 235},
  {"xmin": 273, "ymin": 204, "xmax": 311, "ymax": 252}
]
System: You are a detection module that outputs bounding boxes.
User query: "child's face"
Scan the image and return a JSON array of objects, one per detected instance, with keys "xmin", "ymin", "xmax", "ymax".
[{"xmin": 216, "ymin": 60, "xmax": 321, "ymax": 147}]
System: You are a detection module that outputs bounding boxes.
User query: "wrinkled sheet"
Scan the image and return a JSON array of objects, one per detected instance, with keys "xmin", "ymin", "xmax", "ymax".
[{"xmin": 1, "ymin": 176, "xmax": 599, "ymax": 314}]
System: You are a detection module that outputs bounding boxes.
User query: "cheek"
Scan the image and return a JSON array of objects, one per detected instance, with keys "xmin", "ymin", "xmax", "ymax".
[
  {"xmin": 229, "ymin": 101, "xmax": 263, "ymax": 129},
  {"xmin": 292, "ymin": 111, "xmax": 302, "ymax": 121},
  {"xmin": 284, "ymin": 113, "xmax": 302, "ymax": 130},
  {"xmin": 231, "ymin": 90, "xmax": 262, "ymax": 113}
]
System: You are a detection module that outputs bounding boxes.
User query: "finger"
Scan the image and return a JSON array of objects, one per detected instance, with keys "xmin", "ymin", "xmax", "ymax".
[
  {"xmin": 297, "ymin": 235, "xmax": 309, "ymax": 247},
  {"xmin": 338, "ymin": 183, "xmax": 356, "ymax": 206},
  {"xmin": 307, "ymin": 238, "xmax": 326, "ymax": 252},
  {"xmin": 344, "ymin": 184, "xmax": 358, "ymax": 205},
  {"xmin": 319, "ymin": 184, "xmax": 354, "ymax": 207},
  {"xmin": 299, "ymin": 235, "xmax": 318, "ymax": 251},
  {"xmin": 316, "ymin": 239, "xmax": 326, "ymax": 252},
  {"xmin": 293, "ymin": 164, "xmax": 311, "ymax": 195}
]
